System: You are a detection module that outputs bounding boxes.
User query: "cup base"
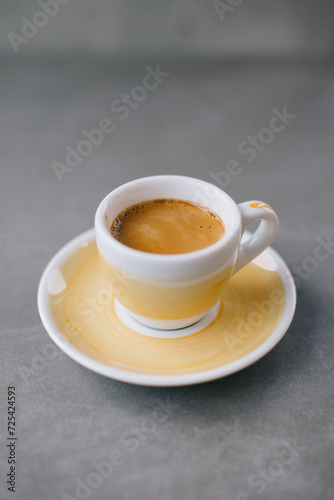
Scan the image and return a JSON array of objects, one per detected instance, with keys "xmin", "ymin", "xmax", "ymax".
[{"xmin": 114, "ymin": 299, "xmax": 221, "ymax": 338}]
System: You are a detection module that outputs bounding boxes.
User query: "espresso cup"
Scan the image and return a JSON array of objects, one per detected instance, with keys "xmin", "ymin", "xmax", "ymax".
[{"xmin": 94, "ymin": 175, "xmax": 278, "ymax": 330}]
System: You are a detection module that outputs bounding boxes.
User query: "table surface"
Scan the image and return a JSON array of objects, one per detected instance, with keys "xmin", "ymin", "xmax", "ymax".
[{"xmin": 0, "ymin": 58, "xmax": 333, "ymax": 500}]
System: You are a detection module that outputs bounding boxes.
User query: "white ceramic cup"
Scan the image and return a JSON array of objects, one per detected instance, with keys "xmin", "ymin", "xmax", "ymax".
[{"xmin": 95, "ymin": 175, "xmax": 278, "ymax": 330}]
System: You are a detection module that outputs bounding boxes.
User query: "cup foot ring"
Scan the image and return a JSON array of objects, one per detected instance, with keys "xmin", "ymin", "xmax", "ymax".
[{"xmin": 113, "ymin": 299, "xmax": 221, "ymax": 338}]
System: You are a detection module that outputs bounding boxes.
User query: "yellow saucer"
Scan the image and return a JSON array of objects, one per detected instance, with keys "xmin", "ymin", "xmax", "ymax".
[{"xmin": 38, "ymin": 229, "xmax": 296, "ymax": 386}]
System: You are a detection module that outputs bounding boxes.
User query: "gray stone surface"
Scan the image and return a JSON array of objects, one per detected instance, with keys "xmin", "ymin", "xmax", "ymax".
[
  {"xmin": 0, "ymin": 58, "xmax": 334, "ymax": 500},
  {"xmin": 1, "ymin": 0, "xmax": 334, "ymax": 59}
]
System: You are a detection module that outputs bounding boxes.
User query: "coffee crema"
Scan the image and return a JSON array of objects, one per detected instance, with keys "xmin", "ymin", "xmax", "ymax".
[{"xmin": 110, "ymin": 199, "xmax": 225, "ymax": 254}]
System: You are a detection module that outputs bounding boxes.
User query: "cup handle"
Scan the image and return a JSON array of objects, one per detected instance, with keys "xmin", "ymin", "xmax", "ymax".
[{"xmin": 233, "ymin": 201, "xmax": 279, "ymax": 275}]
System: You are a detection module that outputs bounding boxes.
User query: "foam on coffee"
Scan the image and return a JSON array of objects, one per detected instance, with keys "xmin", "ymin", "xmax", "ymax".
[{"xmin": 111, "ymin": 199, "xmax": 225, "ymax": 254}]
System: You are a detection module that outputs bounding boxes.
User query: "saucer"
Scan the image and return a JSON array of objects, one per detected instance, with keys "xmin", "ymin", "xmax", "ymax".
[{"xmin": 37, "ymin": 229, "xmax": 296, "ymax": 386}]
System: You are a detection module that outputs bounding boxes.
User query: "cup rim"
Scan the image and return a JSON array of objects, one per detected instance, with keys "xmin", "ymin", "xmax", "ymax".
[{"xmin": 94, "ymin": 175, "xmax": 241, "ymax": 263}]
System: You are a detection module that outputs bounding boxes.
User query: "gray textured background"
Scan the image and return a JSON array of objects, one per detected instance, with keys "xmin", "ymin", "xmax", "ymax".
[{"xmin": 1, "ymin": 1, "xmax": 334, "ymax": 499}]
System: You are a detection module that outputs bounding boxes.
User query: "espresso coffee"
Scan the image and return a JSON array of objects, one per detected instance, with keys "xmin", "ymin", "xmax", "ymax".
[{"xmin": 111, "ymin": 199, "xmax": 225, "ymax": 254}]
